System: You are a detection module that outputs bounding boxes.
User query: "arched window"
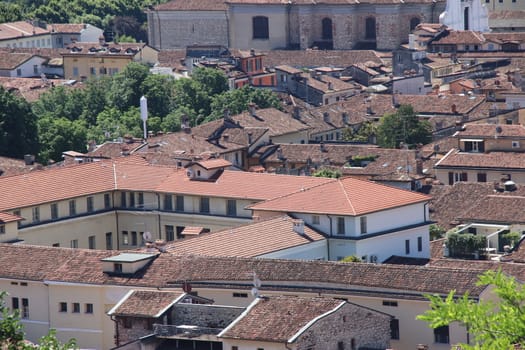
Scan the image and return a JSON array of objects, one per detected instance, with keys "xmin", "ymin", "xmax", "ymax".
[
  {"xmin": 365, "ymin": 17, "xmax": 376, "ymax": 40},
  {"xmin": 410, "ymin": 17, "xmax": 420, "ymax": 31},
  {"xmin": 253, "ymin": 16, "xmax": 269, "ymax": 39},
  {"xmin": 322, "ymin": 18, "xmax": 333, "ymax": 40}
]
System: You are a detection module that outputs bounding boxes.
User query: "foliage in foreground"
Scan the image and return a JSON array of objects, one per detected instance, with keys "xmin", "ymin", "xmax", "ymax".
[{"xmin": 417, "ymin": 269, "xmax": 525, "ymax": 350}]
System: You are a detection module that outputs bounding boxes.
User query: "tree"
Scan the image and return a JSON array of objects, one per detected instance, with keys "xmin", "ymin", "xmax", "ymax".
[
  {"xmin": 107, "ymin": 62, "xmax": 150, "ymax": 111},
  {"xmin": 37, "ymin": 117, "xmax": 88, "ymax": 163},
  {"xmin": 376, "ymin": 104, "xmax": 432, "ymax": 148},
  {"xmin": 0, "ymin": 87, "xmax": 39, "ymax": 159},
  {"xmin": 342, "ymin": 121, "xmax": 377, "ymax": 143},
  {"xmin": 429, "ymin": 224, "xmax": 446, "ymax": 241},
  {"xmin": 191, "ymin": 67, "xmax": 229, "ymax": 96},
  {"xmin": 417, "ymin": 269, "xmax": 525, "ymax": 350},
  {"xmin": 312, "ymin": 168, "xmax": 341, "ymax": 178},
  {"xmin": 0, "ymin": 291, "xmax": 78, "ymax": 349}
]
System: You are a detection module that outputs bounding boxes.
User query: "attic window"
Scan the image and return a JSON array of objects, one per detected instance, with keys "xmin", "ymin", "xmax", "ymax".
[
  {"xmin": 114, "ymin": 263, "xmax": 123, "ymax": 273},
  {"xmin": 512, "ymin": 141, "xmax": 520, "ymax": 148}
]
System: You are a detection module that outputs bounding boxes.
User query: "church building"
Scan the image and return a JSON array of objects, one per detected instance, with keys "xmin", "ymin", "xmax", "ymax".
[{"xmin": 146, "ymin": 0, "xmax": 446, "ymax": 51}]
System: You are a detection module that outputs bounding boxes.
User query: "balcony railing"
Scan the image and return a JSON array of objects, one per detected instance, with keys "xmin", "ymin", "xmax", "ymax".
[{"xmin": 153, "ymin": 324, "xmax": 223, "ymax": 338}]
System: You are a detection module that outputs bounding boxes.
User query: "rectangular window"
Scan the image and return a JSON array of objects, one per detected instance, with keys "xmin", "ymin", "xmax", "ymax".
[
  {"xmin": 360, "ymin": 216, "xmax": 367, "ymax": 234},
  {"xmin": 106, "ymin": 232, "xmax": 113, "ymax": 250},
  {"xmin": 477, "ymin": 173, "xmax": 487, "ymax": 182},
  {"xmin": 165, "ymin": 225, "xmax": 175, "ymax": 241},
  {"xmin": 104, "ymin": 193, "xmax": 111, "ymax": 209},
  {"xmin": 434, "ymin": 325, "xmax": 449, "ymax": 344},
  {"xmin": 123, "ymin": 318, "xmax": 132, "ymax": 329},
  {"xmin": 90, "ymin": 67, "xmax": 96, "ymax": 75},
  {"xmin": 227, "ymin": 199, "xmax": 237, "ymax": 216},
  {"xmin": 70, "ymin": 239, "xmax": 78, "ymax": 248},
  {"xmin": 51, "ymin": 203, "xmax": 58, "ymax": 220},
  {"xmin": 138, "ymin": 192, "xmax": 144, "ymax": 208},
  {"xmin": 33, "ymin": 65, "xmax": 38, "ymax": 74},
  {"xmin": 312, "ymin": 215, "xmax": 320, "ymax": 225},
  {"xmin": 114, "ymin": 263, "xmax": 123, "ymax": 273},
  {"xmin": 232, "ymin": 347, "xmax": 239, "ymax": 350},
  {"xmin": 87, "ymin": 196, "xmax": 94, "ymax": 212},
  {"xmin": 390, "ymin": 319, "xmax": 400, "ymax": 340},
  {"xmin": 69, "ymin": 200, "xmax": 76, "ymax": 216},
  {"xmin": 129, "ymin": 193, "xmax": 135, "ymax": 208},
  {"xmin": 405, "ymin": 239, "xmax": 410, "ymax": 254},
  {"xmin": 233, "ymin": 292, "xmax": 248, "ymax": 298},
  {"xmin": 52, "ymin": 243, "xmax": 60, "ymax": 247},
  {"xmin": 121, "ymin": 192, "xmax": 127, "ymax": 207},
  {"xmin": 85, "ymin": 303, "xmax": 93, "ymax": 314},
  {"xmin": 512, "ymin": 141, "xmax": 520, "ymax": 148},
  {"xmin": 176, "ymin": 195, "xmax": 184, "ymax": 211},
  {"xmin": 72, "ymin": 303, "xmax": 80, "ymax": 313},
  {"xmin": 72, "ymin": 67, "xmax": 79, "ymax": 77},
  {"xmin": 88, "ymin": 235, "xmax": 96, "ymax": 249},
  {"xmin": 21, "ymin": 298, "xmax": 29, "ymax": 318},
  {"xmin": 122, "ymin": 231, "xmax": 129, "ymax": 245},
  {"xmin": 164, "ymin": 194, "xmax": 173, "ymax": 211},
  {"xmin": 12, "ymin": 297, "xmax": 19, "ymax": 310},
  {"xmin": 337, "ymin": 217, "xmax": 345, "ymax": 235},
  {"xmin": 32, "ymin": 207, "xmax": 40, "ymax": 222},
  {"xmin": 0, "ymin": 224, "xmax": 4, "ymax": 234},
  {"xmin": 131, "ymin": 231, "xmax": 138, "ymax": 246},
  {"xmin": 200, "ymin": 197, "xmax": 210, "ymax": 213},
  {"xmin": 17, "ymin": 68, "xmax": 22, "ymax": 76},
  {"xmin": 383, "ymin": 300, "xmax": 398, "ymax": 307},
  {"xmin": 418, "ymin": 236, "xmax": 423, "ymax": 252},
  {"xmin": 59, "ymin": 302, "xmax": 67, "ymax": 312}
]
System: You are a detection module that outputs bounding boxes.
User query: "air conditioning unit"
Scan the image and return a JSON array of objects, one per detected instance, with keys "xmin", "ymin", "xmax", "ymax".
[{"xmin": 370, "ymin": 255, "xmax": 378, "ymax": 263}]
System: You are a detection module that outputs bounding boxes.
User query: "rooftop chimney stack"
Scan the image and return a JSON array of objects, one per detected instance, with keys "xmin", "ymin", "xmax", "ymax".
[
  {"xmin": 323, "ymin": 112, "xmax": 330, "ymax": 123},
  {"xmin": 292, "ymin": 219, "xmax": 305, "ymax": 235},
  {"xmin": 293, "ymin": 106, "xmax": 301, "ymax": 120},
  {"xmin": 248, "ymin": 103, "xmax": 257, "ymax": 117}
]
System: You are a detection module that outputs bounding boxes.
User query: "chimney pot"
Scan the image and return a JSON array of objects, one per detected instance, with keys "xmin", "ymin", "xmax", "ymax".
[{"xmin": 292, "ymin": 219, "xmax": 305, "ymax": 235}]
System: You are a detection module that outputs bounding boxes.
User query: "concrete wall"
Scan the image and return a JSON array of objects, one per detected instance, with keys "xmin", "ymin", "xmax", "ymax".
[{"xmin": 172, "ymin": 304, "xmax": 244, "ymax": 328}]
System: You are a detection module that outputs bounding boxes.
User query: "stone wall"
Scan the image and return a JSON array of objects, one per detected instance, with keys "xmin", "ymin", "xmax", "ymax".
[
  {"xmin": 117, "ymin": 317, "xmax": 159, "ymax": 345},
  {"xmin": 296, "ymin": 302, "xmax": 392, "ymax": 350},
  {"xmin": 172, "ymin": 304, "xmax": 244, "ymax": 328}
]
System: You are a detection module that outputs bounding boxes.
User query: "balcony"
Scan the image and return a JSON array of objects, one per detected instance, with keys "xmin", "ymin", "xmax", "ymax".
[{"xmin": 154, "ymin": 324, "xmax": 223, "ymax": 340}]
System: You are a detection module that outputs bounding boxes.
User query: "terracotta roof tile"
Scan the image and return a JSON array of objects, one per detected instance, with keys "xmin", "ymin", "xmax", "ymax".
[
  {"xmin": 396, "ymin": 94, "xmax": 485, "ymax": 115},
  {"xmin": 87, "ymin": 140, "xmax": 146, "ymax": 158},
  {"xmin": 160, "ymin": 215, "xmax": 325, "ymax": 257},
  {"xmin": 229, "ymin": 108, "xmax": 311, "ymax": 137},
  {"xmin": 0, "ymin": 156, "xmax": 42, "ymax": 176},
  {"xmin": 436, "ymin": 150, "xmax": 525, "ymax": 169},
  {"xmin": 0, "ymin": 21, "xmax": 49, "ymax": 40},
  {"xmin": 109, "ymin": 290, "xmax": 184, "ymax": 317},
  {"xmin": 0, "ymin": 212, "xmax": 21, "ymax": 223},
  {"xmin": 0, "ymin": 244, "xmax": 485, "ymax": 296},
  {"xmin": 431, "ymin": 30, "xmax": 486, "ymax": 45},
  {"xmin": 193, "ymin": 158, "xmax": 232, "ymax": 170},
  {"xmin": 47, "ymin": 23, "xmax": 87, "ymax": 34},
  {"xmin": 455, "ymin": 123, "xmax": 525, "ymax": 138},
  {"xmin": 0, "ymin": 52, "xmax": 39, "ymax": 70},
  {"xmin": 153, "ymin": 0, "xmax": 227, "ymax": 11},
  {"xmin": 264, "ymin": 50, "xmax": 383, "ymax": 68},
  {"xmin": 220, "ymin": 296, "xmax": 344, "ymax": 342},
  {"xmin": 250, "ymin": 177, "xmax": 430, "ymax": 215}
]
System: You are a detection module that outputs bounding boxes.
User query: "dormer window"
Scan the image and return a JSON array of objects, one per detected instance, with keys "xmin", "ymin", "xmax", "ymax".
[{"xmin": 462, "ymin": 139, "xmax": 484, "ymax": 152}]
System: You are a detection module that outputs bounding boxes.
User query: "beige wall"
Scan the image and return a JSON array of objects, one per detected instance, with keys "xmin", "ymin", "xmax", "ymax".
[
  {"xmin": 63, "ymin": 55, "xmax": 133, "ymax": 80},
  {"xmin": 272, "ymin": 130, "xmax": 310, "ymax": 144},
  {"xmin": 0, "ymin": 221, "xmax": 19, "ymax": 243},
  {"xmin": 435, "ymin": 167, "xmax": 525, "ymax": 185}
]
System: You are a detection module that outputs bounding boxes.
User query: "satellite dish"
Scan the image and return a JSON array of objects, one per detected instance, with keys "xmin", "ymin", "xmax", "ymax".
[
  {"xmin": 251, "ymin": 287, "xmax": 259, "ymax": 298},
  {"xmin": 143, "ymin": 231, "xmax": 152, "ymax": 242}
]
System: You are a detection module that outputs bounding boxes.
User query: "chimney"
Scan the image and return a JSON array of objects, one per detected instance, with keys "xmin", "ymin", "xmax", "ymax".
[
  {"xmin": 24, "ymin": 154, "xmax": 35, "ymax": 166},
  {"xmin": 320, "ymin": 141, "xmax": 327, "ymax": 152},
  {"xmin": 408, "ymin": 34, "xmax": 416, "ymax": 50},
  {"xmin": 250, "ymin": 48, "xmax": 255, "ymax": 56},
  {"xmin": 87, "ymin": 140, "xmax": 97, "ymax": 152},
  {"xmin": 247, "ymin": 132, "xmax": 253, "ymax": 144},
  {"xmin": 451, "ymin": 104, "xmax": 457, "ymax": 114},
  {"xmin": 223, "ymin": 133, "xmax": 229, "ymax": 142},
  {"xmin": 293, "ymin": 106, "xmax": 301, "ymax": 120},
  {"xmin": 248, "ymin": 103, "xmax": 257, "ymax": 116},
  {"xmin": 223, "ymin": 108, "xmax": 231, "ymax": 121},
  {"xmin": 181, "ymin": 114, "xmax": 191, "ymax": 133},
  {"xmin": 310, "ymin": 70, "xmax": 316, "ymax": 78},
  {"xmin": 323, "ymin": 112, "xmax": 330, "ymax": 123},
  {"xmin": 292, "ymin": 219, "xmax": 305, "ymax": 235},
  {"xmin": 366, "ymin": 105, "xmax": 373, "ymax": 115},
  {"xmin": 277, "ymin": 147, "xmax": 284, "ymax": 160},
  {"xmin": 342, "ymin": 112, "xmax": 349, "ymax": 124},
  {"xmin": 98, "ymin": 35, "xmax": 105, "ymax": 46},
  {"xmin": 327, "ymin": 82, "xmax": 334, "ymax": 90}
]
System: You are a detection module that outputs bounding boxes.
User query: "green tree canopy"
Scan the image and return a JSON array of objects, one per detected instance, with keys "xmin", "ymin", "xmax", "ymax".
[
  {"xmin": 376, "ymin": 104, "xmax": 432, "ymax": 148},
  {"xmin": 0, "ymin": 87, "xmax": 39, "ymax": 159},
  {"xmin": 417, "ymin": 269, "xmax": 525, "ymax": 350},
  {"xmin": 312, "ymin": 168, "xmax": 341, "ymax": 178},
  {"xmin": 37, "ymin": 117, "xmax": 88, "ymax": 163},
  {"xmin": 191, "ymin": 67, "xmax": 229, "ymax": 96}
]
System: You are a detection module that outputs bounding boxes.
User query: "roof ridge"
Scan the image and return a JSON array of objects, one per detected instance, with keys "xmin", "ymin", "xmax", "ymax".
[
  {"xmin": 249, "ymin": 177, "xmax": 337, "ymax": 205},
  {"xmin": 338, "ymin": 178, "xmax": 357, "ymax": 215}
]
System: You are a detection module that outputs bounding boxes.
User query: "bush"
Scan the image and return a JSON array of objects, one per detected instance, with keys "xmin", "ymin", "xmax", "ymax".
[
  {"xmin": 339, "ymin": 255, "xmax": 362, "ymax": 263},
  {"xmin": 446, "ymin": 231, "xmax": 486, "ymax": 258},
  {"xmin": 429, "ymin": 224, "xmax": 446, "ymax": 241},
  {"xmin": 501, "ymin": 231, "xmax": 521, "ymax": 249}
]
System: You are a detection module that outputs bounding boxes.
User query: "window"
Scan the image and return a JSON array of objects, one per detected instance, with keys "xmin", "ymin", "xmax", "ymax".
[
  {"xmin": 464, "ymin": 140, "xmax": 484, "ymax": 152},
  {"xmin": 365, "ymin": 17, "xmax": 376, "ymax": 40},
  {"xmin": 165, "ymin": 225, "xmax": 175, "ymax": 241},
  {"xmin": 383, "ymin": 300, "xmax": 398, "ymax": 307},
  {"xmin": 360, "ymin": 216, "xmax": 367, "ymax": 234},
  {"xmin": 122, "ymin": 231, "xmax": 129, "ymax": 245},
  {"xmin": 106, "ymin": 232, "xmax": 113, "ymax": 250},
  {"xmin": 51, "ymin": 203, "xmax": 58, "ymax": 220},
  {"xmin": 253, "ymin": 16, "xmax": 269, "ymax": 39},
  {"xmin": 59, "ymin": 302, "xmax": 67, "ymax": 312},
  {"xmin": 52, "ymin": 243, "xmax": 60, "ymax": 247},
  {"xmin": 477, "ymin": 173, "xmax": 487, "ymax": 182},
  {"xmin": 138, "ymin": 192, "xmax": 144, "ymax": 208},
  {"xmin": 17, "ymin": 68, "xmax": 22, "ymax": 76},
  {"xmin": 448, "ymin": 172, "xmax": 468, "ymax": 185},
  {"xmin": 21, "ymin": 298, "xmax": 29, "ymax": 318},
  {"xmin": 176, "ymin": 195, "xmax": 184, "ymax": 211},
  {"xmin": 85, "ymin": 303, "xmax": 93, "ymax": 314},
  {"xmin": 72, "ymin": 67, "xmax": 79, "ymax": 77},
  {"xmin": 121, "ymin": 192, "xmax": 127, "ymax": 207},
  {"xmin": 90, "ymin": 67, "xmax": 96, "ymax": 75},
  {"xmin": 410, "ymin": 17, "xmax": 420, "ymax": 31},
  {"xmin": 322, "ymin": 18, "xmax": 333, "ymax": 40},
  {"xmin": 164, "ymin": 194, "xmax": 173, "ymax": 211},
  {"xmin": 434, "ymin": 325, "xmax": 449, "ymax": 344},
  {"xmin": 390, "ymin": 318, "xmax": 400, "ymax": 340},
  {"xmin": 72, "ymin": 303, "xmax": 80, "ymax": 313},
  {"xmin": 0, "ymin": 225, "xmax": 4, "ymax": 234},
  {"xmin": 233, "ymin": 292, "xmax": 248, "ymax": 298},
  {"xmin": 129, "ymin": 193, "xmax": 135, "ymax": 208},
  {"xmin": 33, "ymin": 65, "xmax": 38, "ymax": 74},
  {"xmin": 200, "ymin": 197, "xmax": 210, "ymax": 213},
  {"xmin": 418, "ymin": 236, "xmax": 423, "ymax": 252},
  {"xmin": 32, "ymin": 207, "xmax": 40, "ymax": 222},
  {"xmin": 88, "ymin": 235, "xmax": 96, "ymax": 249},
  {"xmin": 405, "ymin": 239, "xmax": 410, "ymax": 254},
  {"xmin": 232, "ymin": 347, "xmax": 239, "ymax": 350},
  {"xmin": 337, "ymin": 217, "xmax": 345, "ymax": 235},
  {"xmin": 20, "ymin": 282, "xmax": 27, "ymax": 286},
  {"xmin": 87, "ymin": 196, "xmax": 94, "ymax": 212},
  {"xmin": 227, "ymin": 199, "xmax": 237, "ymax": 216},
  {"xmin": 131, "ymin": 231, "xmax": 138, "ymax": 246},
  {"xmin": 69, "ymin": 200, "xmax": 76, "ymax": 216},
  {"xmin": 12, "ymin": 297, "xmax": 19, "ymax": 310},
  {"xmin": 123, "ymin": 318, "xmax": 132, "ymax": 329},
  {"xmin": 104, "ymin": 193, "xmax": 111, "ymax": 209},
  {"xmin": 312, "ymin": 215, "xmax": 320, "ymax": 225},
  {"xmin": 114, "ymin": 263, "xmax": 123, "ymax": 273},
  {"xmin": 70, "ymin": 239, "xmax": 78, "ymax": 248},
  {"xmin": 512, "ymin": 141, "xmax": 520, "ymax": 148}
]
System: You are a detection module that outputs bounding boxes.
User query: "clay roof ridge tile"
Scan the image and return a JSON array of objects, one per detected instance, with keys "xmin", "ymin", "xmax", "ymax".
[{"xmin": 338, "ymin": 179, "xmax": 357, "ymax": 215}]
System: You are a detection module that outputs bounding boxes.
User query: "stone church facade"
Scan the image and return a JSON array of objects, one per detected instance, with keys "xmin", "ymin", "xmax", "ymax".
[{"xmin": 147, "ymin": 0, "xmax": 446, "ymax": 51}]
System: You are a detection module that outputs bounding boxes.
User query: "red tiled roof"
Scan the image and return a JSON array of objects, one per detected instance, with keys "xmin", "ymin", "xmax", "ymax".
[
  {"xmin": 396, "ymin": 94, "xmax": 485, "ymax": 115},
  {"xmin": 264, "ymin": 50, "xmax": 383, "ymax": 68},
  {"xmin": 193, "ymin": 158, "xmax": 232, "ymax": 170},
  {"xmin": 181, "ymin": 227, "xmax": 206, "ymax": 236},
  {"xmin": 154, "ymin": 0, "xmax": 227, "ymax": 11},
  {"xmin": 0, "ymin": 52, "xmax": 41, "ymax": 70},
  {"xmin": 0, "ymin": 21, "xmax": 49, "ymax": 41},
  {"xmin": 250, "ymin": 177, "xmax": 430, "ymax": 215},
  {"xmin": 0, "ymin": 212, "xmax": 21, "ymax": 223},
  {"xmin": 160, "ymin": 215, "xmax": 325, "ymax": 257},
  {"xmin": 220, "ymin": 296, "xmax": 344, "ymax": 342},
  {"xmin": 109, "ymin": 290, "xmax": 184, "ymax": 317},
  {"xmin": 435, "ymin": 150, "xmax": 525, "ymax": 170},
  {"xmin": 230, "ymin": 108, "xmax": 311, "ymax": 137},
  {"xmin": 454, "ymin": 124, "xmax": 525, "ymax": 138},
  {"xmin": 47, "ymin": 23, "xmax": 87, "ymax": 34},
  {"xmin": 430, "ymin": 30, "xmax": 485, "ymax": 45}
]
